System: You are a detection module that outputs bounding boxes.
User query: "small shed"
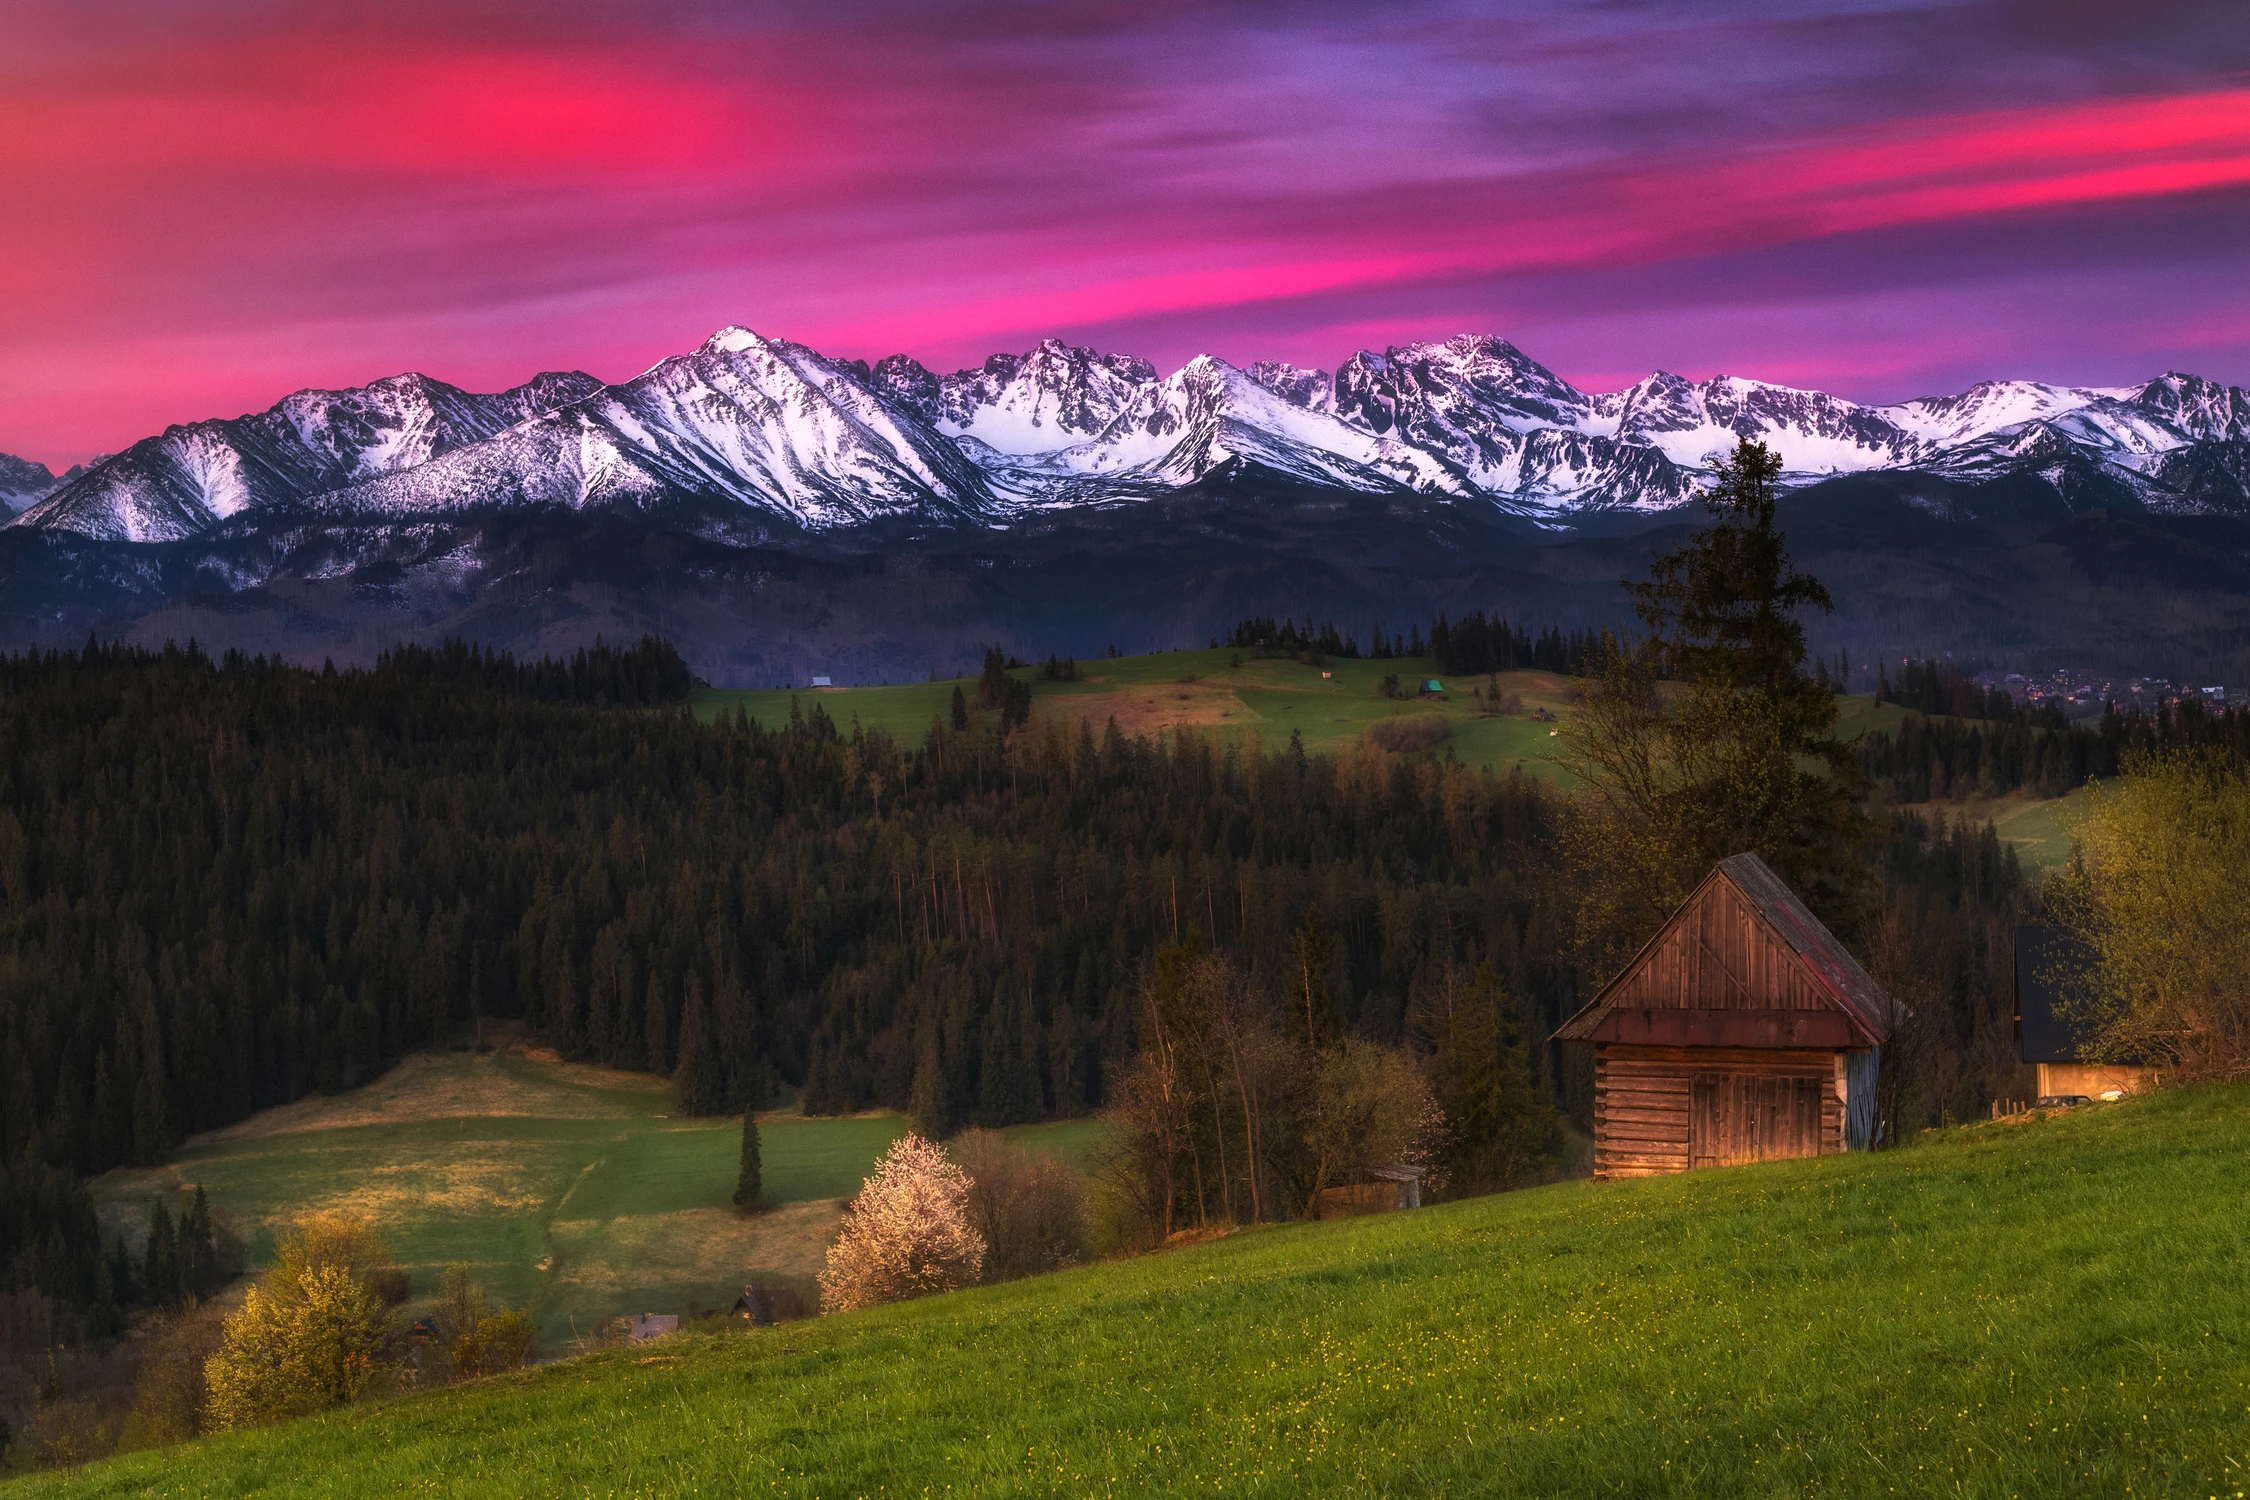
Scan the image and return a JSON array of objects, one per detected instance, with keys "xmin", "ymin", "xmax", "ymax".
[
  {"xmin": 1421, "ymin": 678, "xmax": 1444, "ymax": 694},
  {"xmin": 2014, "ymin": 925, "xmax": 2154, "ymax": 1101},
  {"xmin": 1310, "ymin": 1165, "xmax": 1426, "ymax": 1219},
  {"xmin": 811, "ymin": 675, "xmax": 833, "ymax": 688},
  {"xmin": 626, "ymin": 1313, "xmax": 680, "ymax": 1345},
  {"xmin": 1553, "ymin": 853, "xmax": 1895, "ymax": 1179}
]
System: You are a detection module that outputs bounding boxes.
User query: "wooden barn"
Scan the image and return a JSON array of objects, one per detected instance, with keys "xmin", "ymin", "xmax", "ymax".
[{"xmin": 1553, "ymin": 853, "xmax": 1895, "ymax": 1180}]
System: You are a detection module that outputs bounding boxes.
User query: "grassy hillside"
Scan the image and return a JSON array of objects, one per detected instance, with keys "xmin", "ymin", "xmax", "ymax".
[
  {"xmin": 693, "ymin": 648, "xmax": 1585, "ymax": 780},
  {"xmin": 90, "ymin": 1042, "xmax": 1106, "ymax": 1349},
  {"xmin": 38, "ymin": 1086, "xmax": 2250, "ymax": 1497}
]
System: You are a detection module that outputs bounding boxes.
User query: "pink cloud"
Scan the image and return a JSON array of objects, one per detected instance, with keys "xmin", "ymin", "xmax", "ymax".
[{"xmin": 2, "ymin": 6, "xmax": 2246, "ymax": 466}]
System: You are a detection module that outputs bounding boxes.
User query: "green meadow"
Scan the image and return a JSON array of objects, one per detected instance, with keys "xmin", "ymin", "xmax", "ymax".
[
  {"xmin": 694, "ymin": 649, "xmax": 2087, "ymax": 865},
  {"xmin": 38, "ymin": 1085, "xmax": 2250, "ymax": 1497},
  {"xmin": 696, "ymin": 647, "xmax": 1589, "ymax": 782},
  {"xmin": 89, "ymin": 1044, "xmax": 1105, "ymax": 1349}
]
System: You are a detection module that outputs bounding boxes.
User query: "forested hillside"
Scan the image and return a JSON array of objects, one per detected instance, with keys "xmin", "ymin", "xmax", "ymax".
[{"xmin": 0, "ymin": 630, "xmax": 2154, "ymax": 1339}]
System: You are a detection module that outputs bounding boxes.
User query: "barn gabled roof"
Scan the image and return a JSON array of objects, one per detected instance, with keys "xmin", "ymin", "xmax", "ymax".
[{"xmin": 1553, "ymin": 851, "xmax": 1894, "ymax": 1046}]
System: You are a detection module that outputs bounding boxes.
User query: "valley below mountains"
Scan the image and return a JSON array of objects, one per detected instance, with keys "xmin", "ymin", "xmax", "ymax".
[{"xmin": 6, "ymin": 328, "xmax": 2250, "ymax": 684}]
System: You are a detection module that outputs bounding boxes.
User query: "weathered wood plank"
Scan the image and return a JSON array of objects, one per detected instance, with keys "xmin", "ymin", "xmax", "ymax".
[
  {"xmin": 1598, "ymin": 1095, "xmax": 1691, "ymax": 1115},
  {"xmin": 1600, "ymin": 1122, "xmax": 1691, "ymax": 1143},
  {"xmin": 1595, "ymin": 1073, "xmax": 1695, "ymax": 1092},
  {"xmin": 1602, "ymin": 1099, "xmax": 1692, "ymax": 1118}
]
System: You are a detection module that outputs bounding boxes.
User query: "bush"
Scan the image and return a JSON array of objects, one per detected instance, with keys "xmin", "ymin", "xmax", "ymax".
[
  {"xmin": 2046, "ymin": 749, "xmax": 2250, "ymax": 1077},
  {"xmin": 121, "ymin": 1305, "xmax": 225, "ymax": 1451},
  {"xmin": 1366, "ymin": 715, "xmax": 1450, "ymax": 753},
  {"xmin": 950, "ymin": 1130, "xmax": 1089, "ymax": 1283},
  {"xmin": 450, "ymin": 1308, "xmax": 535, "ymax": 1380},
  {"xmin": 204, "ymin": 1266, "xmax": 388, "ymax": 1431},
  {"xmin": 433, "ymin": 1263, "xmax": 536, "ymax": 1382},
  {"xmin": 818, "ymin": 1135, "xmax": 985, "ymax": 1313},
  {"xmin": 202, "ymin": 1214, "xmax": 396, "ymax": 1432}
]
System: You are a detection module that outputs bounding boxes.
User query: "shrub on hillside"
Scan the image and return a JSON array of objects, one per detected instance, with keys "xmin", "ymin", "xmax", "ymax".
[
  {"xmin": 121, "ymin": 1304, "xmax": 226, "ymax": 1451},
  {"xmin": 950, "ymin": 1130, "xmax": 1089, "ymax": 1283},
  {"xmin": 205, "ymin": 1266, "xmax": 388, "ymax": 1431},
  {"xmin": 435, "ymin": 1264, "xmax": 535, "ymax": 1382},
  {"xmin": 202, "ymin": 1214, "xmax": 396, "ymax": 1431},
  {"xmin": 818, "ymin": 1135, "xmax": 985, "ymax": 1313},
  {"xmin": 1366, "ymin": 715, "xmax": 1451, "ymax": 753}
]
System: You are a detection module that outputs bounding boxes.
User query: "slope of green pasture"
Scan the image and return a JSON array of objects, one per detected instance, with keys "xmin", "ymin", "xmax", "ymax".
[
  {"xmin": 694, "ymin": 648, "xmax": 1586, "ymax": 779},
  {"xmin": 43, "ymin": 1086, "xmax": 2250, "ymax": 1498},
  {"xmin": 90, "ymin": 1044, "xmax": 1111, "ymax": 1352}
]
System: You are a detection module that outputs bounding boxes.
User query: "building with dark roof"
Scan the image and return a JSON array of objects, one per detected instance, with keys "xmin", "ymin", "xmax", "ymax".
[
  {"xmin": 1554, "ymin": 853, "xmax": 1896, "ymax": 1179},
  {"xmin": 2014, "ymin": 925, "xmax": 2155, "ymax": 1101}
]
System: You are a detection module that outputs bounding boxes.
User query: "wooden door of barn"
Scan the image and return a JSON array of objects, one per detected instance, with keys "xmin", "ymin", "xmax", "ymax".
[{"xmin": 1690, "ymin": 1074, "xmax": 1823, "ymax": 1167}]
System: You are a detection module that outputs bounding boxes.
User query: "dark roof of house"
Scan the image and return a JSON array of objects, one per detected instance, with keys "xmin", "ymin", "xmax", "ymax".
[
  {"xmin": 1553, "ymin": 851, "xmax": 1894, "ymax": 1045},
  {"xmin": 2015, "ymin": 924, "xmax": 2108, "ymax": 1064},
  {"xmin": 1715, "ymin": 853, "xmax": 1894, "ymax": 1042}
]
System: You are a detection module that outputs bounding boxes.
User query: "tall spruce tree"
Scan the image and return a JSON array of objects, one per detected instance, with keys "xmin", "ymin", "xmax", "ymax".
[
  {"xmin": 183, "ymin": 1185, "xmax": 218, "ymax": 1295},
  {"xmin": 733, "ymin": 1112, "xmax": 763, "ymax": 1209},
  {"xmin": 1566, "ymin": 437, "xmax": 1872, "ymax": 975},
  {"xmin": 672, "ymin": 980, "xmax": 723, "ymax": 1117},
  {"xmin": 142, "ymin": 1199, "xmax": 178, "ymax": 1307}
]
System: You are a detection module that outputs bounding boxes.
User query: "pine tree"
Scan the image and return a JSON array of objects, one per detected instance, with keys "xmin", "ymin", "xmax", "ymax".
[
  {"xmin": 908, "ymin": 1022, "xmax": 955, "ymax": 1138},
  {"xmin": 950, "ymin": 685, "xmax": 969, "ymax": 731},
  {"xmin": 643, "ymin": 972, "xmax": 671, "ymax": 1076},
  {"xmin": 1566, "ymin": 437, "xmax": 1874, "ymax": 963},
  {"xmin": 976, "ymin": 993, "xmax": 1036, "ymax": 1126},
  {"xmin": 143, "ymin": 1200, "xmax": 179, "ymax": 1307},
  {"xmin": 672, "ymin": 979, "xmax": 723, "ymax": 1116},
  {"xmin": 183, "ymin": 1184, "xmax": 218, "ymax": 1294},
  {"xmin": 733, "ymin": 1112, "xmax": 763, "ymax": 1210}
]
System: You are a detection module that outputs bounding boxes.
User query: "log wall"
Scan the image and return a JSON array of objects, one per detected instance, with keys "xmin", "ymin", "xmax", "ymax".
[{"xmin": 1593, "ymin": 1043, "xmax": 1845, "ymax": 1180}]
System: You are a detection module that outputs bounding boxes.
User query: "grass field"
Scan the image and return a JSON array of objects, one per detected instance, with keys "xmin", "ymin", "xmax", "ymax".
[
  {"xmin": 693, "ymin": 648, "xmax": 1586, "ymax": 781},
  {"xmin": 1881, "ymin": 781, "xmax": 2099, "ymax": 870},
  {"xmin": 90, "ymin": 1041, "xmax": 1109, "ymax": 1349},
  {"xmin": 36, "ymin": 1085, "xmax": 2250, "ymax": 1497}
]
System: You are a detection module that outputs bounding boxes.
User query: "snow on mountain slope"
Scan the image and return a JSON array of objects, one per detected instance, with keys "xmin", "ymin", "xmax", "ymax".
[
  {"xmin": 321, "ymin": 328, "xmax": 1001, "ymax": 529},
  {"xmin": 1592, "ymin": 372, "xmax": 1918, "ymax": 476},
  {"xmin": 0, "ymin": 454, "xmax": 63, "ymax": 516},
  {"xmin": 931, "ymin": 339, "xmax": 1159, "ymax": 456},
  {"xmin": 15, "ymin": 327, "xmax": 2250, "ymax": 539},
  {"xmin": 13, "ymin": 371, "xmax": 603, "ymax": 542},
  {"xmin": 976, "ymin": 355, "xmax": 1473, "ymax": 502}
]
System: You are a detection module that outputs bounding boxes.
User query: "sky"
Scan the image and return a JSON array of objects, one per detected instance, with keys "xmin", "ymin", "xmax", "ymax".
[{"xmin": 5, "ymin": 0, "xmax": 2249, "ymax": 467}]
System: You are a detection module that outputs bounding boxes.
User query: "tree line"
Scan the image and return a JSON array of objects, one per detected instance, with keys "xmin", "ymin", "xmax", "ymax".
[
  {"xmin": 1857, "ymin": 692, "xmax": 2249, "ymax": 803},
  {"xmin": 1220, "ymin": 612, "xmax": 1624, "ymax": 679}
]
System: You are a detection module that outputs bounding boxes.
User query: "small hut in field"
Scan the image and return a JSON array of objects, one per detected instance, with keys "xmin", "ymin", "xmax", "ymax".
[{"xmin": 1554, "ymin": 853, "xmax": 1894, "ymax": 1180}]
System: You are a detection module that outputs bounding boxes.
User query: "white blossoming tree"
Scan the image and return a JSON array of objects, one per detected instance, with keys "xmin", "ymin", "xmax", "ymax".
[{"xmin": 819, "ymin": 1133, "xmax": 986, "ymax": 1313}]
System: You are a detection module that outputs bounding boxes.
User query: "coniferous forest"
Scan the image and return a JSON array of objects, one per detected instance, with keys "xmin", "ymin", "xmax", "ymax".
[{"xmin": 1, "ymin": 627, "xmax": 2215, "ymax": 1334}]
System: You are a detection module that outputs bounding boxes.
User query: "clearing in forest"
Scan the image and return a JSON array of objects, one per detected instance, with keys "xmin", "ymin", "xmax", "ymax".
[{"xmin": 91, "ymin": 1039, "xmax": 1105, "ymax": 1348}]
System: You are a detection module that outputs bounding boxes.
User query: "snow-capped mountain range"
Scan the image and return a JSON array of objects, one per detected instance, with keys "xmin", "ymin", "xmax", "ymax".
[{"xmin": 13, "ymin": 329, "xmax": 2250, "ymax": 544}]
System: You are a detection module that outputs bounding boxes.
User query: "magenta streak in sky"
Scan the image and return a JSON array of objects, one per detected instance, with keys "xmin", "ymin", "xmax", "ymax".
[{"xmin": 2, "ymin": 5, "xmax": 2247, "ymax": 466}]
